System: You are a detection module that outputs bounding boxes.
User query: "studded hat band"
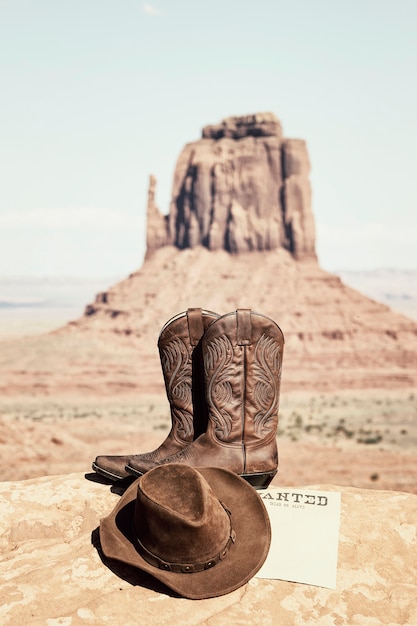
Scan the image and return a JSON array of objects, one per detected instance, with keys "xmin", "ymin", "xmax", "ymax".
[{"xmin": 133, "ymin": 525, "xmax": 236, "ymax": 574}]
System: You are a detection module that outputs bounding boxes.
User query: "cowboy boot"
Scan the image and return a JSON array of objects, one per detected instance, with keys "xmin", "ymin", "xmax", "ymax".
[
  {"xmin": 126, "ymin": 309, "xmax": 284, "ymax": 488},
  {"xmin": 92, "ymin": 308, "xmax": 219, "ymax": 481}
]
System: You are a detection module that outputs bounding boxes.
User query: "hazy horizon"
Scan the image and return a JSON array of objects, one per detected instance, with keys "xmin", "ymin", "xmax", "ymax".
[{"xmin": 1, "ymin": 269, "xmax": 416, "ymax": 333}]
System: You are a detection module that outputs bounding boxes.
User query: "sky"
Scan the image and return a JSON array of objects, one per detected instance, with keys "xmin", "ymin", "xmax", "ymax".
[{"xmin": 0, "ymin": 0, "xmax": 416, "ymax": 278}]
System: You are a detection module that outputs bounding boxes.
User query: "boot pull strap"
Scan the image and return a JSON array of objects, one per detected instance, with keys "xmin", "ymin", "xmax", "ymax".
[
  {"xmin": 237, "ymin": 309, "xmax": 252, "ymax": 346},
  {"xmin": 187, "ymin": 308, "xmax": 205, "ymax": 346}
]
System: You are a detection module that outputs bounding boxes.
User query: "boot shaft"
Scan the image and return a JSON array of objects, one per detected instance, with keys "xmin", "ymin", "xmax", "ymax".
[
  {"xmin": 202, "ymin": 309, "xmax": 284, "ymax": 447},
  {"xmin": 158, "ymin": 308, "xmax": 219, "ymax": 443},
  {"xmin": 125, "ymin": 308, "xmax": 284, "ymax": 486}
]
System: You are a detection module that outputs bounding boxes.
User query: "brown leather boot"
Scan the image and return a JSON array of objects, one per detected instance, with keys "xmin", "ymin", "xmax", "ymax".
[
  {"xmin": 92, "ymin": 308, "xmax": 219, "ymax": 481},
  {"xmin": 125, "ymin": 309, "xmax": 284, "ymax": 488}
]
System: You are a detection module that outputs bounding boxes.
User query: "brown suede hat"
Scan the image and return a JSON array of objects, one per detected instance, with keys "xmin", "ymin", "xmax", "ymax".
[{"xmin": 99, "ymin": 464, "xmax": 271, "ymax": 599}]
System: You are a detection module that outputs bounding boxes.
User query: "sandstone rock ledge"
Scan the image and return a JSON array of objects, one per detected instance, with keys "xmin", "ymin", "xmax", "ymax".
[{"xmin": 1, "ymin": 474, "xmax": 416, "ymax": 626}]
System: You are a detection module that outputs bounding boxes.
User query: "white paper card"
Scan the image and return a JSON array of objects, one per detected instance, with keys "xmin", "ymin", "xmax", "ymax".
[{"xmin": 256, "ymin": 488, "xmax": 341, "ymax": 589}]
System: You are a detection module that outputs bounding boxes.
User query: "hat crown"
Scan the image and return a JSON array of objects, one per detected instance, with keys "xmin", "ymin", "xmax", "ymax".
[
  {"xmin": 100, "ymin": 465, "xmax": 271, "ymax": 599},
  {"xmin": 134, "ymin": 465, "xmax": 232, "ymax": 566}
]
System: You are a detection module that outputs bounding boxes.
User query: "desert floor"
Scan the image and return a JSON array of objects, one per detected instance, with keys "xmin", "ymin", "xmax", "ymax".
[
  {"xmin": 1, "ymin": 303, "xmax": 416, "ymax": 494},
  {"xmin": 1, "ymin": 388, "xmax": 416, "ymax": 494}
]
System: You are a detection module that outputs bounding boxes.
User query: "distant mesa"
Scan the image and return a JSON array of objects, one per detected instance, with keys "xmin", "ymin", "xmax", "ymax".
[
  {"xmin": 146, "ymin": 112, "xmax": 316, "ymax": 261},
  {"xmin": 2, "ymin": 112, "xmax": 416, "ymax": 397}
]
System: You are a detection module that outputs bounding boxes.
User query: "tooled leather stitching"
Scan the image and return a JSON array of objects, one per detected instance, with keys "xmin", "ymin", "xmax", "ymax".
[
  {"xmin": 160, "ymin": 443, "xmax": 194, "ymax": 464},
  {"xmin": 160, "ymin": 338, "xmax": 193, "ymax": 440},
  {"xmin": 252, "ymin": 334, "xmax": 282, "ymax": 436},
  {"xmin": 204, "ymin": 335, "xmax": 234, "ymax": 439}
]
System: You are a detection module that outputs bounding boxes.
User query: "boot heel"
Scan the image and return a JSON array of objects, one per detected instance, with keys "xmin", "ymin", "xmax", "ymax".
[{"xmin": 240, "ymin": 470, "xmax": 277, "ymax": 490}]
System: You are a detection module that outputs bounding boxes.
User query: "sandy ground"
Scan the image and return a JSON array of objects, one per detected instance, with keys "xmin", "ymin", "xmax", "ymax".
[
  {"xmin": 1, "ymin": 301, "xmax": 416, "ymax": 494},
  {"xmin": 1, "ymin": 389, "xmax": 416, "ymax": 495}
]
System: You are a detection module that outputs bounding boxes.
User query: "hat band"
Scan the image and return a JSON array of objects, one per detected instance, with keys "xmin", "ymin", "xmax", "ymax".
[{"xmin": 134, "ymin": 527, "xmax": 236, "ymax": 574}]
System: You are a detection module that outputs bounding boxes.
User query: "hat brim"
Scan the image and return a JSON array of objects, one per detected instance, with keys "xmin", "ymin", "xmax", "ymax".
[{"xmin": 99, "ymin": 466, "xmax": 271, "ymax": 600}]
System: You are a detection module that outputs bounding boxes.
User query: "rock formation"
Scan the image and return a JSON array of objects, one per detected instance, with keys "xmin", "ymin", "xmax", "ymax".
[
  {"xmin": 1, "ymin": 112, "xmax": 417, "ymax": 396},
  {"xmin": 146, "ymin": 113, "xmax": 317, "ymax": 260},
  {"xmin": 2, "ymin": 244, "xmax": 415, "ymax": 396},
  {"xmin": 1, "ymin": 473, "xmax": 416, "ymax": 624},
  {"xmin": 145, "ymin": 174, "xmax": 169, "ymax": 257}
]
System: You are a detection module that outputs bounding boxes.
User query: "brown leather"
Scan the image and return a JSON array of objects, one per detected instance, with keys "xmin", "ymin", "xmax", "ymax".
[
  {"xmin": 92, "ymin": 308, "xmax": 219, "ymax": 480},
  {"xmin": 186, "ymin": 307, "xmax": 206, "ymax": 345},
  {"xmin": 99, "ymin": 464, "xmax": 271, "ymax": 599},
  {"xmin": 126, "ymin": 309, "xmax": 284, "ymax": 479}
]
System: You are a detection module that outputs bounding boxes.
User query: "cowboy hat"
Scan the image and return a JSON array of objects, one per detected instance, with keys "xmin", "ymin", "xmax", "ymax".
[{"xmin": 99, "ymin": 463, "xmax": 271, "ymax": 599}]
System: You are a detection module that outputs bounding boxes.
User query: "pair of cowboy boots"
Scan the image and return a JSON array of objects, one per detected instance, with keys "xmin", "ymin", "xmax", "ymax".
[{"xmin": 92, "ymin": 307, "xmax": 284, "ymax": 488}]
